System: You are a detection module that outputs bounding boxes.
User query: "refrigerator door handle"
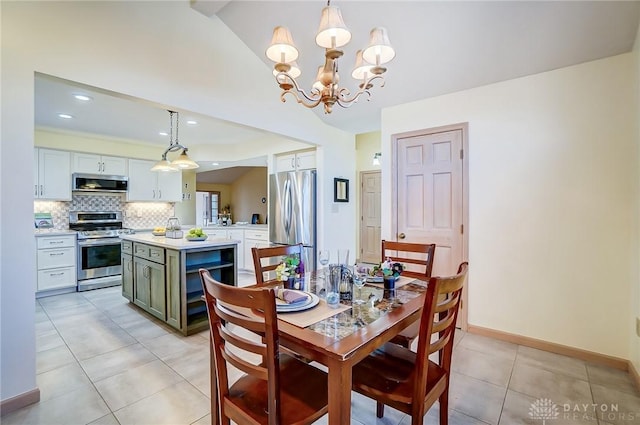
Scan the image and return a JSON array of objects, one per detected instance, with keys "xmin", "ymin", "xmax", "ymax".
[{"xmin": 283, "ymin": 177, "xmax": 292, "ymax": 238}]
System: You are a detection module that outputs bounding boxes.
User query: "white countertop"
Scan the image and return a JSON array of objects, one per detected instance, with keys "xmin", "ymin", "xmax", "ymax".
[{"xmin": 120, "ymin": 233, "xmax": 240, "ymax": 250}]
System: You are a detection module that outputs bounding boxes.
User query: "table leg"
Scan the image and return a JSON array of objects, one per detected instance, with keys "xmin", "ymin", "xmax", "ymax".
[{"xmin": 327, "ymin": 358, "xmax": 352, "ymax": 425}]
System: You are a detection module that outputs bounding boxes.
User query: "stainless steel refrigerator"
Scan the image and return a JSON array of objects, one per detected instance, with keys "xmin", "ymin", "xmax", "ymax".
[{"xmin": 269, "ymin": 170, "xmax": 317, "ymax": 271}]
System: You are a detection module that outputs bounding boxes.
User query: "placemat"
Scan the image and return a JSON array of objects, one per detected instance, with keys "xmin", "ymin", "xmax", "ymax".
[{"xmin": 278, "ymin": 299, "xmax": 351, "ymax": 328}]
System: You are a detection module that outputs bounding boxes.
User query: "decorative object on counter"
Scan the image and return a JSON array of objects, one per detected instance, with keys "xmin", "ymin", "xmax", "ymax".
[
  {"xmin": 34, "ymin": 212, "xmax": 53, "ymax": 229},
  {"xmin": 275, "ymin": 254, "xmax": 302, "ymax": 289},
  {"xmin": 334, "ymin": 178, "xmax": 349, "ymax": 202},
  {"xmin": 266, "ymin": 1, "xmax": 395, "ymax": 113},
  {"xmin": 186, "ymin": 227, "xmax": 208, "ymax": 241},
  {"xmin": 152, "ymin": 226, "xmax": 166, "ymax": 236},
  {"xmin": 219, "ymin": 204, "xmax": 232, "ymax": 226},
  {"xmin": 165, "ymin": 217, "xmax": 183, "ymax": 239},
  {"xmin": 150, "ymin": 110, "xmax": 199, "ymax": 172},
  {"xmin": 251, "ymin": 213, "xmax": 260, "ymax": 224}
]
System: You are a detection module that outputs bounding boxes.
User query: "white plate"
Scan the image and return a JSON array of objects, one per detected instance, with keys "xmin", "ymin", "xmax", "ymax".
[
  {"xmin": 276, "ymin": 292, "xmax": 319, "ymax": 313},
  {"xmin": 185, "ymin": 236, "xmax": 208, "ymax": 241},
  {"xmin": 152, "ymin": 231, "xmax": 165, "ymax": 236}
]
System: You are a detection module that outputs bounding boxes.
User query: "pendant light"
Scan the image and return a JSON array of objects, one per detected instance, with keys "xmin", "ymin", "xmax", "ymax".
[{"xmin": 151, "ymin": 110, "xmax": 199, "ymax": 172}]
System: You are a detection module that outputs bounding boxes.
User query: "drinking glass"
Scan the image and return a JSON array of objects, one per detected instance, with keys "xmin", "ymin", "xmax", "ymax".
[
  {"xmin": 318, "ymin": 250, "xmax": 330, "ymax": 268},
  {"xmin": 352, "ymin": 266, "xmax": 367, "ymax": 305}
]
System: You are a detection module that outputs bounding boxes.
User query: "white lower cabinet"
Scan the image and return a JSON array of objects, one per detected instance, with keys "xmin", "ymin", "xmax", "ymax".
[
  {"xmin": 36, "ymin": 234, "xmax": 77, "ymax": 296},
  {"xmin": 243, "ymin": 229, "xmax": 270, "ymax": 274}
]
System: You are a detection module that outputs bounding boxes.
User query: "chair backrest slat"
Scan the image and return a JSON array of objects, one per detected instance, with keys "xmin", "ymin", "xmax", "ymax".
[
  {"xmin": 381, "ymin": 240, "xmax": 436, "ymax": 280},
  {"xmin": 252, "ymin": 244, "xmax": 305, "ymax": 285}
]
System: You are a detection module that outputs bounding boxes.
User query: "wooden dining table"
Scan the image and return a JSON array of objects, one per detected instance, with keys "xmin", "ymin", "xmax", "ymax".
[
  {"xmin": 251, "ymin": 272, "xmax": 430, "ymax": 425},
  {"xmin": 205, "ymin": 271, "xmax": 430, "ymax": 424}
]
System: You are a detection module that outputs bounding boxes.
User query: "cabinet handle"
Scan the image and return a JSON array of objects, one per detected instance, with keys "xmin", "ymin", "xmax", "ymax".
[
  {"xmin": 49, "ymin": 240, "xmax": 64, "ymax": 245},
  {"xmin": 143, "ymin": 265, "xmax": 150, "ymax": 278},
  {"xmin": 40, "ymin": 185, "xmax": 44, "ymax": 196},
  {"xmin": 127, "ymin": 261, "xmax": 133, "ymax": 272},
  {"xmin": 296, "ymin": 157, "xmax": 300, "ymax": 168},
  {"xmin": 158, "ymin": 190, "xmax": 162, "ymax": 199},
  {"xmin": 152, "ymin": 189, "xmax": 156, "ymax": 198},
  {"xmin": 49, "ymin": 272, "xmax": 64, "ymax": 277},
  {"xmin": 35, "ymin": 185, "xmax": 38, "ymax": 196},
  {"xmin": 49, "ymin": 252, "xmax": 64, "ymax": 256},
  {"xmin": 97, "ymin": 161, "xmax": 101, "ymax": 172},
  {"xmin": 101, "ymin": 162, "xmax": 105, "ymax": 172},
  {"xmin": 291, "ymin": 158, "xmax": 295, "ymax": 168}
]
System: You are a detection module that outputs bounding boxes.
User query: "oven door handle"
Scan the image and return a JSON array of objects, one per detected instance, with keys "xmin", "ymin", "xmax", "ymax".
[{"xmin": 77, "ymin": 238, "xmax": 122, "ymax": 247}]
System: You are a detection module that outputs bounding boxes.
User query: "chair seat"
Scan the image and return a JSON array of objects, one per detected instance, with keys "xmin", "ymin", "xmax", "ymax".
[
  {"xmin": 227, "ymin": 354, "xmax": 328, "ymax": 424},
  {"xmin": 352, "ymin": 342, "xmax": 447, "ymax": 413}
]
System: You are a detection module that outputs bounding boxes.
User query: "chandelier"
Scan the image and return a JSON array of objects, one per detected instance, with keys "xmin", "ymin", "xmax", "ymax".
[
  {"xmin": 151, "ymin": 110, "xmax": 199, "ymax": 172},
  {"xmin": 266, "ymin": 1, "xmax": 395, "ymax": 114}
]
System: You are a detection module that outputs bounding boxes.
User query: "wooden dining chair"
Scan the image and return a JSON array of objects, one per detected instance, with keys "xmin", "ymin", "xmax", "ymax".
[
  {"xmin": 251, "ymin": 243, "xmax": 304, "ymax": 285},
  {"xmin": 199, "ymin": 269, "xmax": 328, "ymax": 425},
  {"xmin": 382, "ymin": 240, "xmax": 436, "ymax": 348},
  {"xmin": 351, "ymin": 262, "xmax": 468, "ymax": 425}
]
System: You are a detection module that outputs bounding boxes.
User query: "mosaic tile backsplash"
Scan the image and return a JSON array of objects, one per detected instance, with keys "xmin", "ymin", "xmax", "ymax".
[{"xmin": 34, "ymin": 194, "xmax": 175, "ymax": 230}]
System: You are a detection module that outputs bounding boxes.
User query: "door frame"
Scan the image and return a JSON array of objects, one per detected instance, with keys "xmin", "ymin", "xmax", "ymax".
[{"xmin": 391, "ymin": 122, "xmax": 470, "ymax": 330}]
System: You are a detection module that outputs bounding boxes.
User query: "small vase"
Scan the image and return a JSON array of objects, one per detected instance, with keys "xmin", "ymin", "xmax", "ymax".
[
  {"xmin": 285, "ymin": 276, "xmax": 297, "ymax": 290},
  {"xmin": 383, "ymin": 275, "xmax": 396, "ymax": 290}
]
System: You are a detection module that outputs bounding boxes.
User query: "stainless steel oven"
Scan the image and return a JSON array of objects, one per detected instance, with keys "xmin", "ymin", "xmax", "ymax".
[{"xmin": 70, "ymin": 211, "xmax": 133, "ymax": 291}]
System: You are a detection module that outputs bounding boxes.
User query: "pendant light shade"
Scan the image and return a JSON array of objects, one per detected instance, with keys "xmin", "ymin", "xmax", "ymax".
[
  {"xmin": 266, "ymin": 26, "xmax": 299, "ymax": 63},
  {"xmin": 151, "ymin": 158, "xmax": 179, "ymax": 172},
  {"xmin": 171, "ymin": 150, "xmax": 199, "ymax": 169},
  {"xmin": 315, "ymin": 6, "xmax": 351, "ymax": 49},
  {"xmin": 362, "ymin": 27, "xmax": 395, "ymax": 65},
  {"xmin": 351, "ymin": 50, "xmax": 374, "ymax": 80}
]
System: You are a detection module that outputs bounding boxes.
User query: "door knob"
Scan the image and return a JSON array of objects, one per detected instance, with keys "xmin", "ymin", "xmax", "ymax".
[{"xmin": 398, "ymin": 233, "xmax": 406, "ymax": 239}]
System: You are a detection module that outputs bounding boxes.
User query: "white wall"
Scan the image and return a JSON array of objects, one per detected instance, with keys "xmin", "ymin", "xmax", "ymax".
[
  {"xmin": 382, "ymin": 54, "xmax": 637, "ymax": 359},
  {"xmin": 1, "ymin": 1, "xmax": 355, "ymax": 403}
]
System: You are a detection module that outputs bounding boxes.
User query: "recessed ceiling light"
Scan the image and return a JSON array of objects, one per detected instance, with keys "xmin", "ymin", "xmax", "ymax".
[
  {"xmin": 73, "ymin": 94, "xmax": 92, "ymax": 101},
  {"xmin": 159, "ymin": 131, "xmax": 169, "ymax": 136},
  {"xmin": 57, "ymin": 113, "xmax": 73, "ymax": 119},
  {"xmin": 212, "ymin": 162, "xmax": 219, "ymax": 166},
  {"xmin": 186, "ymin": 120, "xmax": 198, "ymax": 125}
]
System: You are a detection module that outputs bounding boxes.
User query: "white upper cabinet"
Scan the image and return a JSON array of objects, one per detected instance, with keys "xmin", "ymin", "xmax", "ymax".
[
  {"xmin": 276, "ymin": 150, "xmax": 316, "ymax": 173},
  {"xmin": 127, "ymin": 159, "xmax": 182, "ymax": 202},
  {"xmin": 72, "ymin": 152, "xmax": 127, "ymax": 176},
  {"xmin": 34, "ymin": 148, "xmax": 71, "ymax": 200}
]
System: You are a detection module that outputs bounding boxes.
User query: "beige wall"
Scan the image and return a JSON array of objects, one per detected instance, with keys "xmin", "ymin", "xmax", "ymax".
[
  {"xmin": 35, "ymin": 129, "xmax": 159, "ymax": 160},
  {"xmin": 355, "ymin": 132, "xmax": 381, "ymax": 261},
  {"xmin": 631, "ymin": 27, "xmax": 640, "ymax": 372},
  {"xmin": 195, "ymin": 183, "xmax": 232, "ymax": 219},
  {"xmin": 382, "ymin": 53, "xmax": 638, "ymax": 359},
  {"xmin": 230, "ymin": 168, "xmax": 268, "ymax": 224}
]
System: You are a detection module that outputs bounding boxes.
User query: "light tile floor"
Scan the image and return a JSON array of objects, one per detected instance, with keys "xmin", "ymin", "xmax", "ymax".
[{"xmin": 3, "ymin": 271, "xmax": 640, "ymax": 425}]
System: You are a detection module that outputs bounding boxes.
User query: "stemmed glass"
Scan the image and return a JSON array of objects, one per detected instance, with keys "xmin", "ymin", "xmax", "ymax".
[
  {"xmin": 318, "ymin": 250, "xmax": 330, "ymax": 269},
  {"xmin": 352, "ymin": 266, "xmax": 367, "ymax": 305}
]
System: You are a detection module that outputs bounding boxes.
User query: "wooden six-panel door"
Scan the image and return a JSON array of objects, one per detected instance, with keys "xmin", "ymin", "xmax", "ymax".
[
  {"xmin": 359, "ymin": 171, "xmax": 382, "ymax": 263},
  {"xmin": 394, "ymin": 126, "xmax": 467, "ymax": 327}
]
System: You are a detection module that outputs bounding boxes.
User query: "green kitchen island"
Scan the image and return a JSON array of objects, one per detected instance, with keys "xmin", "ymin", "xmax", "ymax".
[{"xmin": 120, "ymin": 233, "xmax": 239, "ymax": 336}]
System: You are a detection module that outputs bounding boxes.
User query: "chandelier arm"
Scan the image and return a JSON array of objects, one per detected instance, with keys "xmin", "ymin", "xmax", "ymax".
[
  {"xmin": 336, "ymin": 74, "xmax": 385, "ymax": 105},
  {"xmin": 275, "ymin": 71, "xmax": 324, "ymax": 104}
]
